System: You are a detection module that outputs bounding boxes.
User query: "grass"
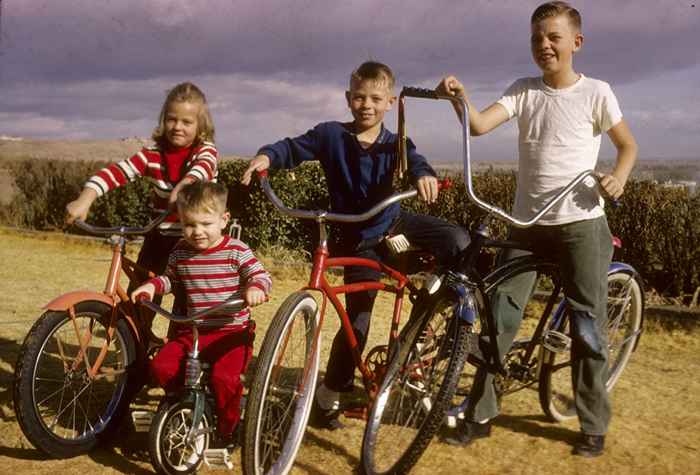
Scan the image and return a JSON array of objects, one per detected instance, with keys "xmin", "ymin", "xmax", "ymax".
[{"xmin": 1, "ymin": 228, "xmax": 699, "ymax": 474}]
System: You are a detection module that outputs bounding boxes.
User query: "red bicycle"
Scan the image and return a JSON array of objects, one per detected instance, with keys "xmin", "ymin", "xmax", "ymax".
[{"xmin": 241, "ymin": 170, "xmax": 471, "ymax": 475}]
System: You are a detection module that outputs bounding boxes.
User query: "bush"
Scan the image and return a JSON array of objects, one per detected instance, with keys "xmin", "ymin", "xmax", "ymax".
[{"xmin": 1, "ymin": 158, "xmax": 697, "ymax": 298}]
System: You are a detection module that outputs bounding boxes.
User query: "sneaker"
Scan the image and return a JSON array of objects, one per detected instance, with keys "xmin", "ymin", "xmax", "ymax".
[
  {"xmin": 308, "ymin": 398, "xmax": 345, "ymax": 431},
  {"xmin": 442, "ymin": 419, "xmax": 491, "ymax": 446},
  {"xmin": 573, "ymin": 433, "xmax": 605, "ymax": 458}
]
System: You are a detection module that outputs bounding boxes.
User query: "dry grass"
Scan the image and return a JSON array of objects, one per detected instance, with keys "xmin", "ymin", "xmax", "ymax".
[{"xmin": 1, "ymin": 228, "xmax": 699, "ymax": 474}]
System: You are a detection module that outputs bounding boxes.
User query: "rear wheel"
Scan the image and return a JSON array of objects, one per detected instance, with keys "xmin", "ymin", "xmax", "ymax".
[
  {"xmin": 13, "ymin": 302, "xmax": 136, "ymax": 457},
  {"xmin": 361, "ymin": 291, "xmax": 471, "ymax": 475},
  {"xmin": 149, "ymin": 400, "xmax": 212, "ymax": 475},
  {"xmin": 539, "ymin": 270, "xmax": 644, "ymax": 422},
  {"xmin": 242, "ymin": 291, "xmax": 320, "ymax": 475}
]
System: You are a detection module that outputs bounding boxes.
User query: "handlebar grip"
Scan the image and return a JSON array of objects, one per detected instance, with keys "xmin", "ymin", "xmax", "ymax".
[
  {"xmin": 256, "ymin": 169, "xmax": 269, "ymax": 178},
  {"xmin": 134, "ymin": 293, "xmax": 151, "ymax": 303},
  {"xmin": 438, "ymin": 177, "xmax": 453, "ymax": 191},
  {"xmin": 401, "ymin": 86, "xmax": 439, "ymax": 100}
]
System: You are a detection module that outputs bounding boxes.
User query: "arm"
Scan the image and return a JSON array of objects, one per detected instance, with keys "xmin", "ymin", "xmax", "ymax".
[
  {"xmin": 236, "ymin": 244, "xmax": 272, "ymax": 307},
  {"xmin": 65, "ymin": 150, "xmax": 150, "ymax": 224},
  {"xmin": 600, "ymin": 119, "xmax": 638, "ymax": 199},
  {"xmin": 170, "ymin": 144, "xmax": 220, "ymax": 205},
  {"xmin": 435, "ymin": 75, "xmax": 509, "ymax": 136},
  {"xmin": 241, "ymin": 126, "xmax": 323, "ymax": 185}
]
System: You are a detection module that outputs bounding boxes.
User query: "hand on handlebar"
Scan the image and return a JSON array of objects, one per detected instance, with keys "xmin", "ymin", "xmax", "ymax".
[
  {"xmin": 65, "ymin": 188, "xmax": 98, "ymax": 225},
  {"xmin": 435, "ymin": 75, "xmax": 467, "ymax": 100},
  {"xmin": 595, "ymin": 172, "xmax": 625, "ymax": 200},
  {"xmin": 245, "ymin": 286, "xmax": 268, "ymax": 307},
  {"xmin": 241, "ymin": 154, "xmax": 271, "ymax": 186},
  {"xmin": 416, "ymin": 176, "xmax": 439, "ymax": 204},
  {"xmin": 131, "ymin": 283, "xmax": 156, "ymax": 304}
]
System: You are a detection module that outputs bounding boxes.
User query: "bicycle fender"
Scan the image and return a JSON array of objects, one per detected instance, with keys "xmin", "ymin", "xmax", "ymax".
[
  {"xmin": 44, "ymin": 291, "xmax": 115, "ymax": 311},
  {"xmin": 608, "ymin": 261, "xmax": 636, "ymax": 276},
  {"xmin": 451, "ymin": 285, "xmax": 477, "ymax": 324}
]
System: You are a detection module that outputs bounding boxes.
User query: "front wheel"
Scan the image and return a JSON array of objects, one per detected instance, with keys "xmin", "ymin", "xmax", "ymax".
[
  {"xmin": 13, "ymin": 302, "xmax": 137, "ymax": 458},
  {"xmin": 538, "ymin": 269, "xmax": 644, "ymax": 422},
  {"xmin": 361, "ymin": 291, "xmax": 471, "ymax": 475},
  {"xmin": 149, "ymin": 399, "xmax": 212, "ymax": 475},
  {"xmin": 242, "ymin": 291, "xmax": 320, "ymax": 475}
]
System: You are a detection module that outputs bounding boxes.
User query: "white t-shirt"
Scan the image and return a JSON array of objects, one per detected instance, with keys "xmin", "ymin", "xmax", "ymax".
[{"xmin": 497, "ymin": 74, "xmax": 623, "ymax": 225}]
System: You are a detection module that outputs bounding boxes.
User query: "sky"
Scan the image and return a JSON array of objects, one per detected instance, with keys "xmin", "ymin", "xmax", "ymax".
[{"xmin": 1, "ymin": 0, "xmax": 698, "ymax": 163}]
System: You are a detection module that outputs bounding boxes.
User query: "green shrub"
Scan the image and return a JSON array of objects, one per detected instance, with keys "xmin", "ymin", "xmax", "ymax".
[{"xmin": 1, "ymin": 158, "xmax": 698, "ymax": 298}]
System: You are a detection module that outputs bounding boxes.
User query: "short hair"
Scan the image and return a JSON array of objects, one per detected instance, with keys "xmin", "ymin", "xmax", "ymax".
[
  {"xmin": 176, "ymin": 181, "xmax": 228, "ymax": 215},
  {"xmin": 152, "ymin": 82, "xmax": 216, "ymax": 146},
  {"xmin": 531, "ymin": 1, "xmax": 582, "ymax": 31},
  {"xmin": 349, "ymin": 61, "xmax": 395, "ymax": 90}
]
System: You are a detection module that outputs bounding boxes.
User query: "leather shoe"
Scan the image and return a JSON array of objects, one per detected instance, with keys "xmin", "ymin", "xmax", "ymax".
[
  {"xmin": 573, "ymin": 433, "xmax": 605, "ymax": 457},
  {"xmin": 442, "ymin": 419, "xmax": 491, "ymax": 446}
]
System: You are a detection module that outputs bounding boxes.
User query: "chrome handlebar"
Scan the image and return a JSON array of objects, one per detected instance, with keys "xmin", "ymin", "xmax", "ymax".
[
  {"xmin": 73, "ymin": 210, "xmax": 170, "ymax": 236},
  {"xmin": 137, "ymin": 297, "xmax": 246, "ymax": 326}
]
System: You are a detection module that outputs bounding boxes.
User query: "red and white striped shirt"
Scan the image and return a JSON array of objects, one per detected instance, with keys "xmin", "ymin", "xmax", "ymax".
[
  {"xmin": 84, "ymin": 141, "xmax": 218, "ymax": 228},
  {"xmin": 148, "ymin": 235, "xmax": 272, "ymax": 328}
]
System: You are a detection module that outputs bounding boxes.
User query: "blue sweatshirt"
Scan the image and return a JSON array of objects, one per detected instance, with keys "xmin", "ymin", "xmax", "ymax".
[{"xmin": 258, "ymin": 121, "xmax": 436, "ymax": 242}]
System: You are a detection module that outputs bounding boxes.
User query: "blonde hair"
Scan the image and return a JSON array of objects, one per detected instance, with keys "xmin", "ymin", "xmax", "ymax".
[
  {"xmin": 176, "ymin": 181, "xmax": 228, "ymax": 215},
  {"xmin": 152, "ymin": 82, "xmax": 215, "ymax": 146},
  {"xmin": 349, "ymin": 61, "xmax": 396, "ymax": 90},
  {"xmin": 531, "ymin": 1, "xmax": 582, "ymax": 31}
]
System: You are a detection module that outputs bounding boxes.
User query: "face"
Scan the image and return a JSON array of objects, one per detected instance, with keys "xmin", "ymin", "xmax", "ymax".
[
  {"xmin": 179, "ymin": 208, "xmax": 229, "ymax": 251},
  {"xmin": 164, "ymin": 100, "xmax": 200, "ymax": 148},
  {"xmin": 530, "ymin": 14, "xmax": 583, "ymax": 77},
  {"xmin": 345, "ymin": 78, "xmax": 395, "ymax": 133}
]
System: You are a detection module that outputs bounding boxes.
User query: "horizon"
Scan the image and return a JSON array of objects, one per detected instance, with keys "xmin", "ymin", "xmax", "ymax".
[{"xmin": 1, "ymin": 1, "xmax": 698, "ymax": 162}]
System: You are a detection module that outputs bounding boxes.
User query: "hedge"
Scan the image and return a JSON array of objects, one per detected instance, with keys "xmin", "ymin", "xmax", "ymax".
[{"xmin": 2, "ymin": 158, "xmax": 698, "ymax": 298}]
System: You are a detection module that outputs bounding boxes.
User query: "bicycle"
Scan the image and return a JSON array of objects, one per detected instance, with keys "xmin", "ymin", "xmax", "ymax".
[
  {"xmin": 242, "ymin": 171, "xmax": 472, "ymax": 475},
  {"xmin": 12, "ymin": 214, "xmax": 174, "ymax": 458},
  {"xmin": 390, "ymin": 88, "xmax": 643, "ymax": 434},
  {"xmin": 136, "ymin": 296, "xmax": 249, "ymax": 474}
]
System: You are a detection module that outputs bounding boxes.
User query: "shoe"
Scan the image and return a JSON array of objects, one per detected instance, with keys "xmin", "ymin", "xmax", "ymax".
[
  {"xmin": 212, "ymin": 424, "xmax": 241, "ymax": 452},
  {"xmin": 573, "ymin": 433, "xmax": 605, "ymax": 458},
  {"xmin": 308, "ymin": 398, "xmax": 345, "ymax": 431},
  {"xmin": 442, "ymin": 419, "xmax": 491, "ymax": 446}
]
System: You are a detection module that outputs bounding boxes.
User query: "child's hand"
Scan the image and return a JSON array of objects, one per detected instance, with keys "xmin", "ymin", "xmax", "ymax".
[
  {"xmin": 596, "ymin": 173, "xmax": 625, "ymax": 200},
  {"xmin": 131, "ymin": 283, "xmax": 156, "ymax": 303},
  {"xmin": 416, "ymin": 176, "xmax": 439, "ymax": 204},
  {"xmin": 241, "ymin": 155, "xmax": 271, "ymax": 186},
  {"xmin": 436, "ymin": 75, "xmax": 467, "ymax": 99},
  {"xmin": 169, "ymin": 177, "xmax": 196, "ymax": 209},
  {"xmin": 65, "ymin": 188, "xmax": 98, "ymax": 225},
  {"xmin": 245, "ymin": 286, "xmax": 267, "ymax": 307}
]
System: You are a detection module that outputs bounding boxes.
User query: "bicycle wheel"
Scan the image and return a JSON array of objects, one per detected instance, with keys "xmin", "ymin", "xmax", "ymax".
[
  {"xmin": 361, "ymin": 291, "xmax": 471, "ymax": 475},
  {"xmin": 242, "ymin": 291, "xmax": 320, "ymax": 475},
  {"xmin": 149, "ymin": 399, "xmax": 212, "ymax": 475},
  {"xmin": 538, "ymin": 269, "xmax": 644, "ymax": 422},
  {"xmin": 13, "ymin": 301, "xmax": 137, "ymax": 457}
]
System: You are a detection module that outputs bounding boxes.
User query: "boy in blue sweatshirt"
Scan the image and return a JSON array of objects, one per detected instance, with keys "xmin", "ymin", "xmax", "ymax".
[{"xmin": 242, "ymin": 61, "xmax": 469, "ymax": 430}]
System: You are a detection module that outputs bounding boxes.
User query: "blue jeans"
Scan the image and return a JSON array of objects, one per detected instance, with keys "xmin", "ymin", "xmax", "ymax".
[
  {"xmin": 467, "ymin": 216, "xmax": 613, "ymax": 435},
  {"xmin": 323, "ymin": 211, "xmax": 470, "ymax": 392}
]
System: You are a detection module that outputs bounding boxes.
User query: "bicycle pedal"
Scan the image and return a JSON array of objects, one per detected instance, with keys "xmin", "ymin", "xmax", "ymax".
[
  {"xmin": 543, "ymin": 330, "xmax": 571, "ymax": 353},
  {"xmin": 131, "ymin": 410, "xmax": 153, "ymax": 432},
  {"xmin": 204, "ymin": 448, "xmax": 234, "ymax": 470}
]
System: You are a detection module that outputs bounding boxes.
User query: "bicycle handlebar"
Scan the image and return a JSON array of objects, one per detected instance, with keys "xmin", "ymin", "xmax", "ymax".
[
  {"xmin": 73, "ymin": 210, "xmax": 170, "ymax": 236},
  {"xmin": 257, "ymin": 169, "xmax": 450, "ymax": 223},
  {"xmin": 400, "ymin": 86, "xmax": 607, "ymax": 229},
  {"xmin": 136, "ymin": 295, "xmax": 246, "ymax": 325}
]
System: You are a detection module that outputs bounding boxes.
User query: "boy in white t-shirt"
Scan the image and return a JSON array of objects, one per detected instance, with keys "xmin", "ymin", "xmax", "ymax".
[{"xmin": 436, "ymin": 1, "xmax": 637, "ymax": 457}]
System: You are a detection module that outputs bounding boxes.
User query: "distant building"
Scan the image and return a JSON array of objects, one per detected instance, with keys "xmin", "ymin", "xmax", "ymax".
[{"xmin": 654, "ymin": 179, "xmax": 697, "ymax": 195}]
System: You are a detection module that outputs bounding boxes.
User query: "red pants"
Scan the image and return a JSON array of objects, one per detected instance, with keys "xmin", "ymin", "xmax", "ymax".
[{"xmin": 150, "ymin": 325, "xmax": 254, "ymax": 436}]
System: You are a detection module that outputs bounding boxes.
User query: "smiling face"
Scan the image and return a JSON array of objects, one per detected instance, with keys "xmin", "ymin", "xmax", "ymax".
[
  {"xmin": 531, "ymin": 14, "xmax": 583, "ymax": 83},
  {"xmin": 163, "ymin": 100, "xmax": 201, "ymax": 149},
  {"xmin": 345, "ymin": 78, "xmax": 395, "ymax": 134},
  {"xmin": 179, "ymin": 208, "xmax": 230, "ymax": 251}
]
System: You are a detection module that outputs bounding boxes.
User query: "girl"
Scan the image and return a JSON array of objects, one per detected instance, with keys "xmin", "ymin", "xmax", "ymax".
[{"xmin": 65, "ymin": 82, "xmax": 219, "ymax": 313}]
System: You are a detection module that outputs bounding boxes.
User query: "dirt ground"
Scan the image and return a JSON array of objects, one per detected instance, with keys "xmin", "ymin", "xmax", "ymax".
[{"xmin": 1, "ymin": 229, "xmax": 699, "ymax": 474}]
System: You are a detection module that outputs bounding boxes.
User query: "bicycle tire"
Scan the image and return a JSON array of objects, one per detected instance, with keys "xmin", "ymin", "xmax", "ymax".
[
  {"xmin": 361, "ymin": 291, "xmax": 471, "ymax": 475},
  {"xmin": 149, "ymin": 399, "xmax": 212, "ymax": 475},
  {"xmin": 242, "ymin": 291, "xmax": 320, "ymax": 475},
  {"xmin": 538, "ymin": 269, "xmax": 644, "ymax": 422},
  {"xmin": 13, "ymin": 301, "xmax": 137, "ymax": 458}
]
